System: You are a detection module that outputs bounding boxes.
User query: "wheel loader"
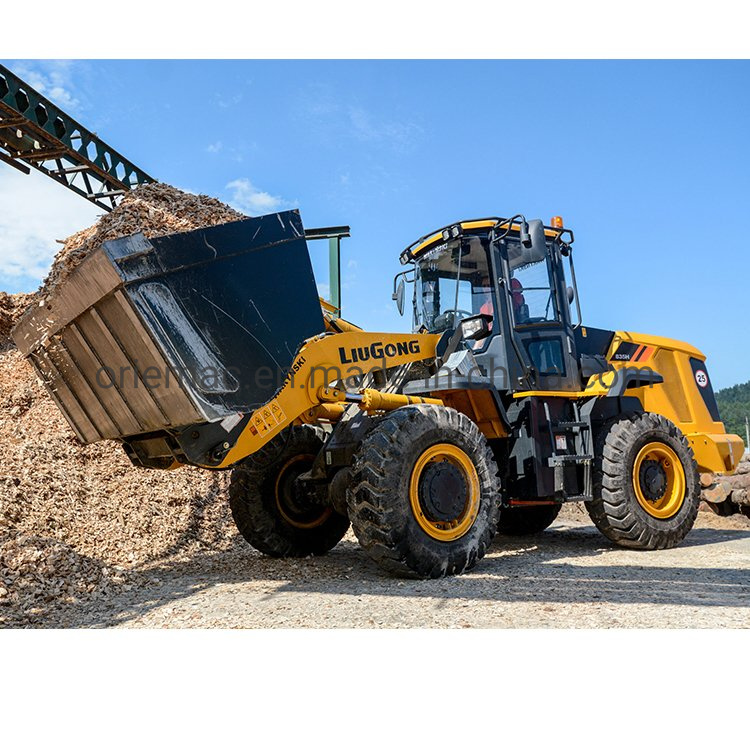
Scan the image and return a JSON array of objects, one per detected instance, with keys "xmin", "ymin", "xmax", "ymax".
[
  {"xmin": 3, "ymin": 62, "xmax": 745, "ymax": 577},
  {"xmin": 12, "ymin": 211, "xmax": 745, "ymax": 578}
]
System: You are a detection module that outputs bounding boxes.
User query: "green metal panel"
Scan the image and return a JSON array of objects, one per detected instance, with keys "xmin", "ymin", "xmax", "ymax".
[
  {"xmin": 329, "ymin": 236, "xmax": 341, "ymax": 316},
  {"xmin": 304, "ymin": 226, "xmax": 349, "ymax": 318}
]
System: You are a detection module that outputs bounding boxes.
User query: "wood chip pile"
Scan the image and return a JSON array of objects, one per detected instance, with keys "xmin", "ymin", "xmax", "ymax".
[
  {"xmin": 0, "ymin": 292, "xmax": 34, "ymax": 343},
  {"xmin": 40, "ymin": 182, "xmax": 243, "ymax": 297},
  {"xmin": 1, "ymin": 184, "xmax": 246, "ymax": 627}
]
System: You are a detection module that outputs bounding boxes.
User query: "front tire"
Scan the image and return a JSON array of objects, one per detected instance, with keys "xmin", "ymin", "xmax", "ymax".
[
  {"xmin": 229, "ymin": 426, "xmax": 350, "ymax": 557},
  {"xmin": 348, "ymin": 405, "xmax": 501, "ymax": 578},
  {"xmin": 585, "ymin": 413, "xmax": 700, "ymax": 550}
]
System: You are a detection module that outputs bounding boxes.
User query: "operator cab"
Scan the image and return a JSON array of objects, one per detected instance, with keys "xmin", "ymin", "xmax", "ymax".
[{"xmin": 397, "ymin": 216, "xmax": 582, "ymax": 393}]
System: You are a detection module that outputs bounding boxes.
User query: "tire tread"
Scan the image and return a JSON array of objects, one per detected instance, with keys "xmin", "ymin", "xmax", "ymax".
[{"xmin": 585, "ymin": 412, "xmax": 700, "ymax": 550}]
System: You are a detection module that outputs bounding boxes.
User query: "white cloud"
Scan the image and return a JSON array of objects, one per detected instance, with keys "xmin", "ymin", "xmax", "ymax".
[
  {"xmin": 0, "ymin": 169, "xmax": 99, "ymax": 290},
  {"xmin": 299, "ymin": 84, "xmax": 422, "ymax": 152},
  {"xmin": 206, "ymin": 141, "xmax": 223, "ymax": 154},
  {"xmin": 216, "ymin": 92, "xmax": 243, "ymax": 109},
  {"xmin": 348, "ymin": 107, "xmax": 378, "ymax": 140},
  {"xmin": 0, "ymin": 62, "xmax": 98, "ymax": 292},
  {"xmin": 348, "ymin": 106, "xmax": 421, "ymax": 147},
  {"xmin": 225, "ymin": 178, "xmax": 290, "ymax": 216},
  {"xmin": 12, "ymin": 60, "xmax": 80, "ymax": 112}
]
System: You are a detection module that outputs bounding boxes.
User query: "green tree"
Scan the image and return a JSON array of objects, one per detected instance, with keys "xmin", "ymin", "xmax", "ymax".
[{"xmin": 715, "ymin": 379, "xmax": 750, "ymax": 439}]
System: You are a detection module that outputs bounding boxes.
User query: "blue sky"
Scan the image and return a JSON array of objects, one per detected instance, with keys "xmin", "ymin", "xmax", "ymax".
[{"xmin": 1, "ymin": 60, "xmax": 748, "ymax": 388}]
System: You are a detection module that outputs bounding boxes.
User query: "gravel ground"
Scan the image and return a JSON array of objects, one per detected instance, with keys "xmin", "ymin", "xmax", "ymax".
[{"xmin": 37, "ymin": 505, "xmax": 750, "ymax": 629}]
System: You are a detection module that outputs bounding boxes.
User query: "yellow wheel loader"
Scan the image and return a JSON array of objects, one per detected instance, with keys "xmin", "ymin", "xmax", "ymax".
[{"xmin": 13, "ymin": 211, "xmax": 745, "ymax": 578}]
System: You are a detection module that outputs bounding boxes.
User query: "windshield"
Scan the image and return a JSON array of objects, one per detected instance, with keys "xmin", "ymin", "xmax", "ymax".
[{"xmin": 414, "ymin": 236, "xmax": 495, "ymax": 333}]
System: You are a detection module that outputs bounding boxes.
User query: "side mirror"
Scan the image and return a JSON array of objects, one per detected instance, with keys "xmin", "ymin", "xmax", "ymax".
[
  {"xmin": 528, "ymin": 219, "xmax": 546, "ymax": 256},
  {"xmin": 518, "ymin": 219, "xmax": 547, "ymax": 265},
  {"xmin": 567, "ymin": 286, "xmax": 575, "ymax": 305},
  {"xmin": 393, "ymin": 277, "xmax": 406, "ymax": 316}
]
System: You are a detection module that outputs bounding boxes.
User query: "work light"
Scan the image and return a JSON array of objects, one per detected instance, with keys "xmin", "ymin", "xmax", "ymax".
[{"xmin": 460, "ymin": 313, "xmax": 492, "ymax": 341}]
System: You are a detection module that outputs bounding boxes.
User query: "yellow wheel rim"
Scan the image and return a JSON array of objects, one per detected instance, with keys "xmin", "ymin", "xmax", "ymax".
[
  {"xmin": 632, "ymin": 442, "xmax": 686, "ymax": 519},
  {"xmin": 409, "ymin": 443, "xmax": 480, "ymax": 542},
  {"xmin": 275, "ymin": 454, "xmax": 331, "ymax": 530}
]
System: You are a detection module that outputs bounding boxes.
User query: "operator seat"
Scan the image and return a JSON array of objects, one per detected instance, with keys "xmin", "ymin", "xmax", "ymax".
[{"xmin": 511, "ymin": 278, "xmax": 529, "ymax": 322}]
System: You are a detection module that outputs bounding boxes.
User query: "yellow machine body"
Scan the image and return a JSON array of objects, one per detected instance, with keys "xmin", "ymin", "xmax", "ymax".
[
  {"xmin": 514, "ymin": 329, "xmax": 742, "ymax": 474},
  {"xmin": 200, "ymin": 321, "xmax": 741, "ymax": 477},
  {"xmin": 601, "ymin": 331, "xmax": 743, "ymax": 474}
]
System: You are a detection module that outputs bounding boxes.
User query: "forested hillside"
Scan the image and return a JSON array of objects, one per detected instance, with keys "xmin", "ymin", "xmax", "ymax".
[{"xmin": 716, "ymin": 380, "xmax": 750, "ymax": 440}]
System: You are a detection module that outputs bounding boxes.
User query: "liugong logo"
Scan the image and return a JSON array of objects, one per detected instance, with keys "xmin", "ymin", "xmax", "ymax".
[{"xmin": 338, "ymin": 340, "xmax": 421, "ymax": 364}]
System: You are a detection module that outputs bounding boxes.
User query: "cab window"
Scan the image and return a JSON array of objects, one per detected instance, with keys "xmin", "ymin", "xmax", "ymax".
[{"xmin": 508, "ymin": 249, "xmax": 559, "ymax": 325}]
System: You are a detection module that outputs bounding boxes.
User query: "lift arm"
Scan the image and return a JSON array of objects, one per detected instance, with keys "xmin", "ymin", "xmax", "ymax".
[{"xmin": 209, "ymin": 330, "xmax": 442, "ymax": 469}]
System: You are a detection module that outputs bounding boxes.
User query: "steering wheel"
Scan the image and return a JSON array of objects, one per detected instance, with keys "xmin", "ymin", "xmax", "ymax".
[{"xmin": 433, "ymin": 309, "xmax": 474, "ymax": 332}]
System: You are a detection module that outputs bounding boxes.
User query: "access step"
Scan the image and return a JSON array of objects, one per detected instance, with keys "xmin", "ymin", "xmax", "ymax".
[
  {"xmin": 548, "ymin": 454, "xmax": 594, "ymax": 466},
  {"xmin": 551, "ymin": 420, "xmax": 588, "ymax": 430}
]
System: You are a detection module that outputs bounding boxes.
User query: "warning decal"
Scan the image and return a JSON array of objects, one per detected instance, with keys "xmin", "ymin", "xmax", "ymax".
[{"xmin": 250, "ymin": 399, "xmax": 287, "ymax": 435}]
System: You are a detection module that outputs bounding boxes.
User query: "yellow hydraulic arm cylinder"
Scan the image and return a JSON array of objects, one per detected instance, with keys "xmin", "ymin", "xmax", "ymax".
[{"xmin": 315, "ymin": 385, "xmax": 442, "ymax": 412}]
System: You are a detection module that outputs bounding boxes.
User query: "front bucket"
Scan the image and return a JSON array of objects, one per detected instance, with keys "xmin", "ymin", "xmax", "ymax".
[{"xmin": 13, "ymin": 210, "xmax": 325, "ymax": 443}]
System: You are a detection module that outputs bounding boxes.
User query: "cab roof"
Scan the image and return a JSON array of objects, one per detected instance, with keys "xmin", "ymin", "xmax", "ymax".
[{"xmin": 400, "ymin": 217, "xmax": 567, "ymax": 265}]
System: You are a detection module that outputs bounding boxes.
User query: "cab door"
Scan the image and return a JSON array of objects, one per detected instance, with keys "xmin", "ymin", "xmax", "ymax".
[{"xmin": 496, "ymin": 235, "xmax": 580, "ymax": 393}]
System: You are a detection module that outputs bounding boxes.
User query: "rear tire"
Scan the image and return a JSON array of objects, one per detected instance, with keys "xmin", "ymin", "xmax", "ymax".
[
  {"xmin": 348, "ymin": 404, "xmax": 500, "ymax": 578},
  {"xmin": 497, "ymin": 504, "xmax": 561, "ymax": 536},
  {"xmin": 585, "ymin": 413, "xmax": 700, "ymax": 550},
  {"xmin": 229, "ymin": 426, "xmax": 349, "ymax": 557}
]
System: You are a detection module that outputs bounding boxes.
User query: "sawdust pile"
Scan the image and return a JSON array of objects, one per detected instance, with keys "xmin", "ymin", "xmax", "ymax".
[
  {"xmin": 41, "ymin": 182, "xmax": 243, "ymax": 295},
  {"xmin": 0, "ymin": 292, "xmax": 35, "ymax": 343},
  {"xmin": 1, "ymin": 184, "xmax": 246, "ymax": 627}
]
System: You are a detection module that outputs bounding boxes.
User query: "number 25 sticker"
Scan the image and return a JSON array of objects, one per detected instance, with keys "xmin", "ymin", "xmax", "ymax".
[{"xmin": 695, "ymin": 370, "xmax": 708, "ymax": 389}]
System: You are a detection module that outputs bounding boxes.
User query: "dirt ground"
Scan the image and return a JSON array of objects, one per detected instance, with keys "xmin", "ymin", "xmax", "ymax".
[{"xmin": 35, "ymin": 505, "xmax": 750, "ymax": 629}]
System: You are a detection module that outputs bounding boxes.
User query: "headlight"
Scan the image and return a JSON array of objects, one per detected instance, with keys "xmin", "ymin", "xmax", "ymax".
[
  {"xmin": 460, "ymin": 314, "xmax": 491, "ymax": 341},
  {"xmin": 442, "ymin": 224, "xmax": 462, "ymax": 241}
]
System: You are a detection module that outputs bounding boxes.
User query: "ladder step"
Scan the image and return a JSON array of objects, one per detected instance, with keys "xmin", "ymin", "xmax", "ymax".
[
  {"xmin": 549, "ymin": 454, "xmax": 594, "ymax": 466},
  {"xmin": 552, "ymin": 420, "xmax": 588, "ymax": 429}
]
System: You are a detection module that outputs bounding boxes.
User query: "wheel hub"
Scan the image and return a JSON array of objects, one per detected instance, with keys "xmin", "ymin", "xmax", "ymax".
[
  {"xmin": 418, "ymin": 462, "xmax": 468, "ymax": 521},
  {"xmin": 408, "ymin": 443, "xmax": 481, "ymax": 542},
  {"xmin": 639, "ymin": 459, "xmax": 667, "ymax": 501},
  {"xmin": 274, "ymin": 454, "xmax": 331, "ymax": 529},
  {"xmin": 631, "ymin": 441, "xmax": 687, "ymax": 520}
]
